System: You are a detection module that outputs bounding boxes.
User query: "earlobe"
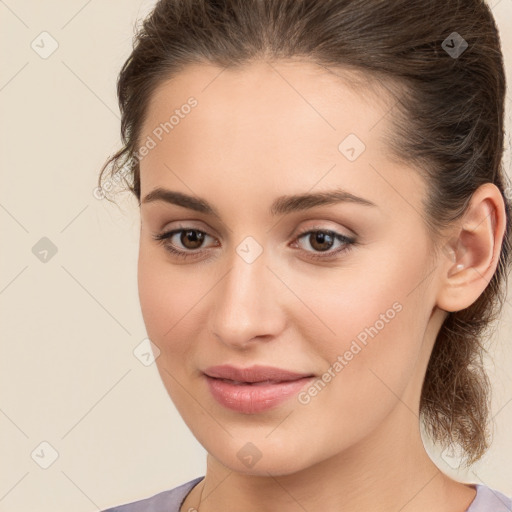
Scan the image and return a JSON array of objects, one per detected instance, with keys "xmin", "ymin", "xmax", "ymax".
[{"xmin": 436, "ymin": 183, "xmax": 506, "ymax": 313}]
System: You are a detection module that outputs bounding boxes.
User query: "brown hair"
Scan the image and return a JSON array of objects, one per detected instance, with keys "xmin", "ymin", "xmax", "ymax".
[{"xmin": 99, "ymin": 0, "xmax": 511, "ymax": 467}]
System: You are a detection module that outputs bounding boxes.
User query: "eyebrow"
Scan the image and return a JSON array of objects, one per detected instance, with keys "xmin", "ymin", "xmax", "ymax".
[{"xmin": 141, "ymin": 187, "xmax": 377, "ymax": 217}]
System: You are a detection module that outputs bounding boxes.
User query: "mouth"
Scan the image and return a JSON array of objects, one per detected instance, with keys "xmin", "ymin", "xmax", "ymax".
[
  {"xmin": 210, "ymin": 378, "xmax": 305, "ymax": 386},
  {"xmin": 203, "ymin": 364, "xmax": 314, "ymax": 383},
  {"xmin": 202, "ymin": 366, "xmax": 315, "ymax": 414}
]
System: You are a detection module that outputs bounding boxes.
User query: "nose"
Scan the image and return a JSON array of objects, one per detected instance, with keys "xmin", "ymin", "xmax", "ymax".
[{"xmin": 208, "ymin": 244, "xmax": 287, "ymax": 350}]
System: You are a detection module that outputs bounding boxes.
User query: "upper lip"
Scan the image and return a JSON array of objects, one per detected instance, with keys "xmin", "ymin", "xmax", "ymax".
[{"xmin": 203, "ymin": 365, "xmax": 314, "ymax": 383}]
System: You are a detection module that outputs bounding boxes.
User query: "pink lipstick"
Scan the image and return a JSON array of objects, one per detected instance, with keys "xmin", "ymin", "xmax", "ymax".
[{"xmin": 203, "ymin": 365, "xmax": 314, "ymax": 414}]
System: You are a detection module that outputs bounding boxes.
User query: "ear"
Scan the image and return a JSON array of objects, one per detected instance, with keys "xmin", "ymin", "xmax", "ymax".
[{"xmin": 436, "ymin": 183, "xmax": 507, "ymax": 313}]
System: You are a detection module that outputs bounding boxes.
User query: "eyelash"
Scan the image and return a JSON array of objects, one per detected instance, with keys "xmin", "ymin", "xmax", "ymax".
[{"xmin": 152, "ymin": 226, "xmax": 356, "ymax": 262}]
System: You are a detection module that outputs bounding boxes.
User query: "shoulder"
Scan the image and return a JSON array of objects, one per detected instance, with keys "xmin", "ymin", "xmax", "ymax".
[
  {"xmin": 466, "ymin": 483, "xmax": 512, "ymax": 512},
  {"xmin": 101, "ymin": 476, "xmax": 205, "ymax": 512}
]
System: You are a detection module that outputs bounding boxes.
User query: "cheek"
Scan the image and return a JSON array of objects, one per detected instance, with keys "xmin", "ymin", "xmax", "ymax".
[
  {"xmin": 289, "ymin": 253, "xmax": 429, "ymax": 417},
  {"xmin": 288, "ymin": 252, "xmax": 424, "ymax": 357},
  {"xmin": 137, "ymin": 244, "xmax": 204, "ymax": 360}
]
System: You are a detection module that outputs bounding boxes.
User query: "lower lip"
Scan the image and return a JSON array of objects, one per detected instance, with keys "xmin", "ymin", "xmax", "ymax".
[{"xmin": 205, "ymin": 375, "xmax": 314, "ymax": 414}]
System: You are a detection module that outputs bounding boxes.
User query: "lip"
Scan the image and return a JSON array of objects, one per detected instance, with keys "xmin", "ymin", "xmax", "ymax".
[
  {"xmin": 203, "ymin": 364, "xmax": 313, "ymax": 383},
  {"xmin": 203, "ymin": 365, "xmax": 315, "ymax": 414}
]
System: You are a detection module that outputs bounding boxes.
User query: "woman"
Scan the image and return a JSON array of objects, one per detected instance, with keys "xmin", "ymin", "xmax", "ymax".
[{"xmin": 99, "ymin": 0, "xmax": 512, "ymax": 510}]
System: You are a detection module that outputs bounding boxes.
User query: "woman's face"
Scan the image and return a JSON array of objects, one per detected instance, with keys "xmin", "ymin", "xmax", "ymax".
[{"xmin": 137, "ymin": 60, "xmax": 444, "ymax": 475}]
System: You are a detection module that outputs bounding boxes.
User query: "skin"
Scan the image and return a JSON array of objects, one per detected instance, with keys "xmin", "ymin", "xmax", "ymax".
[{"xmin": 136, "ymin": 60, "xmax": 506, "ymax": 512}]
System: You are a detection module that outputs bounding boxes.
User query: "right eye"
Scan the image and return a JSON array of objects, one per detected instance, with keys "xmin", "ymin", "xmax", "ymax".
[{"xmin": 152, "ymin": 228, "xmax": 219, "ymax": 260}]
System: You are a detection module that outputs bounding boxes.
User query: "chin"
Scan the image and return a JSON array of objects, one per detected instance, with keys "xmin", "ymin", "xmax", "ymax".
[
  {"xmin": 203, "ymin": 436, "xmax": 315, "ymax": 477},
  {"xmin": 224, "ymin": 455, "xmax": 307, "ymax": 477}
]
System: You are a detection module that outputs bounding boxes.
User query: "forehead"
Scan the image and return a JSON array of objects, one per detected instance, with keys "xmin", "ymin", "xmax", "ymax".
[
  {"xmin": 138, "ymin": 59, "xmax": 423, "ymax": 216},
  {"xmin": 141, "ymin": 59, "xmax": 394, "ymax": 142}
]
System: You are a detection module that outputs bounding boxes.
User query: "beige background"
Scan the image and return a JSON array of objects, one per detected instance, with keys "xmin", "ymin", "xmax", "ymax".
[{"xmin": 1, "ymin": 1, "xmax": 511, "ymax": 511}]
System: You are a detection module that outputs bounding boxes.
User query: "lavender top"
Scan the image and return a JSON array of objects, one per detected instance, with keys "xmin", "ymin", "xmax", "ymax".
[{"xmin": 101, "ymin": 476, "xmax": 512, "ymax": 512}]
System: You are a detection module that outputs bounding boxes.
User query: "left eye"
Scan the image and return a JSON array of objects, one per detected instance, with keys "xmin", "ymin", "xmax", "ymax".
[
  {"xmin": 152, "ymin": 227, "xmax": 356, "ymax": 261},
  {"xmin": 291, "ymin": 228, "xmax": 356, "ymax": 260}
]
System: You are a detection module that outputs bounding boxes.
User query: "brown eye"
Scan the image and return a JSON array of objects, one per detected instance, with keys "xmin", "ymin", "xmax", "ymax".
[
  {"xmin": 293, "ymin": 228, "xmax": 356, "ymax": 261},
  {"xmin": 180, "ymin": 229, "xmax": 205, "ymax": 250},
  {"xmin": 306, "ymin": 231, "xmax": 335, "ymax": 252},
  {"xmin": 153, "ymin": 228, "xmax": 217, "ymax": 260}
]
